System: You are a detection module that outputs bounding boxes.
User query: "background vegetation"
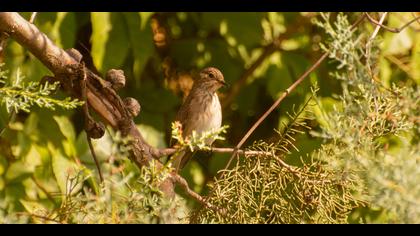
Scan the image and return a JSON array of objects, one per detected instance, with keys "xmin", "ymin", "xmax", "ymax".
[{"xmin": 0, "ymin": 12, "xmax": 419, "ymax": 223}]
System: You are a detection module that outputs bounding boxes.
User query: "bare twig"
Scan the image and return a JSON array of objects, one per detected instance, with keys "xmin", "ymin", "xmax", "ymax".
[
  {"xmin": 80, "ymin": 64, "xmax": 104, "ymax": 183},
  {"xmin": 366, "ymin": 12, "xmax": 388, "ymax": 78},
  {"xmin": 411, "ymin": 12, "xmax": 420, "ymax": 27},
  {"xmin": 171, "ymin": 173, "xmax": 222, "ymax": 213},
  {"xmin": 222, "ymin": 52, "xmax": 329, "ymax": 176},
  {"xmin": 220, "ymin": 13, "xmax": 367, "ymax": 176},
  {"xmin": 29, "ymin": 12, "xmax": 37, "ymax": 24},
  {"xmin": 156, "ymin": 147, "xmax": 275, "ymax": 157},
  {"xmin": 385, "ymin": 54, "xmax": 412, "ymax": 76},
  {"xmin": 31, "ymin": 176, "xmax": 56, "ymax": 203},
  {"xmin": 15, "ymin": 212, "xmax": 64, "ymax": 224},
  {"xmin": 364, "ymin": 12, "xmax": 420, "ymax": 33}
]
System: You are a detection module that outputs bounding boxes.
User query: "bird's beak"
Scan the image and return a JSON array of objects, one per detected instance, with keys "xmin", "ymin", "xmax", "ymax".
[{"xmin": 219, "ymin": 80, "xmax": 229, "ymax": 88}]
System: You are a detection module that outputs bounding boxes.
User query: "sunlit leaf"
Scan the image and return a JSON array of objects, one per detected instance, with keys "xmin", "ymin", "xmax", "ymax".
[
  {"xmin": 48, "ymin": 143, "xmax": 82, "ymax": 195},
  {"xmin": 53, "ymin": 115, "xmax": 75, "ymax": 142},
  {"xmin": 91, "ymin": 12, "xmax": 112, "ymax": 71}
]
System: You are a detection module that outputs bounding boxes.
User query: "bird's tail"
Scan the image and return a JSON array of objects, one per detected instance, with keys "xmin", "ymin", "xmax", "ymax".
[{"xmin": 171, "ymin": 149, "xmax": 194, "ymax": 173}]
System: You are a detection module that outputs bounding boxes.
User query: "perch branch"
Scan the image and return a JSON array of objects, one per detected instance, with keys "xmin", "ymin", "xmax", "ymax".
[{"xmin": 156, "ymin": 147, "xmax": 275, "ymax": 157}]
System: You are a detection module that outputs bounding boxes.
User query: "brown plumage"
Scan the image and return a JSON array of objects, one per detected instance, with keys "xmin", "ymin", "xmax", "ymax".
[{"xmin": 171, "ymin": 67, "xmax": 227, "ymax": 172}]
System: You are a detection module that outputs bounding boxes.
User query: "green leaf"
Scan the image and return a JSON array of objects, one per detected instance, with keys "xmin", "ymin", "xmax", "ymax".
[
  {"xmin": 123, "ymin": 13, "xmax": 154, "ymax": 80},
  {"xmin": 57, "ymin": 12, "xmax": 77, "ymax": 49},
  {"xmin": 48, "ymin": 143, "xmax": 82, "ymax": 195},
  {"xmin": 139, "ymin": 12, "xmax": 154, "ymax": 30},
  {"xmin": 5, "ymin": 145, "xmax": 41, "ymax": 182},
  {"xmin": 53, "ymin": 115, "xmax": 75, "ymax": 141},
  {"xmin": 266, "ymin": 63, "xmax": 293, "ymax": 99},
  {"xmin": 0, "ymin": 154, "xmax": 6, "ymax": 176},
  {"xmin": 201, "ymin": 13, "xmax": 264, "ymax": 47},
  {"xmin": 0, "ymin": 176, "xmax": 4, "ymax": 191},
  {"xmin": 90, "ymin": 12, "xmax": 112, "ymax": 71},
  {"xmin": 23, "ymin": 113, "xmax": 38, "ymax": 137},
  {"xmin": 137, "ymin": 124, "xmax": 166, "ymax": 149},
  {"xmin": 20, "ymin": 199, "xmax": 50, "ymax": 223},
  {"xmin": 52, "ymin": 114, "xmax": 77, "ymax": 157},
  {"xmin": 102, "ymin": 13, "xmax": 130, "ymax": 73},
  {"xmin": 5, "ymin": 161, "xmax": 33, "ymax": 183}
]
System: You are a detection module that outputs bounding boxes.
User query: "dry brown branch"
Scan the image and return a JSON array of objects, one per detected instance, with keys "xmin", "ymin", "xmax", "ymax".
[
  {"xmin": 0, "ymin": 12, "xmax": 175, "ymax": 196},
  {"xmin": 366, "ymin": 12, "xmax": 388, "ymax": 78},
  {"xmin": 157, "ymin": 147, "xmax": 275, "ymax": 157},
  {"xmin": 171, "ymin": 174, "xmax": 214, "ymax": 209},
  {"xmin": 220, "ymin": 13, "xmax": 368, "ymax": 176},
  {"xmin": 0, "ymin": 12, "xmax": 230, "ymax": 204},
  {"xmin": 222, "ymin": 52, "xmax": 329, "ymax": 175},
  {"xmin": 364, "ymin": 12, "xmax": 420, "ymax": 33}
]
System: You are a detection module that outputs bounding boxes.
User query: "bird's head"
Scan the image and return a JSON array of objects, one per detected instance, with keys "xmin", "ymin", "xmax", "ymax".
[{"xmin": 197, "ymin": 67, "xmax": 228, "ymax": 92}]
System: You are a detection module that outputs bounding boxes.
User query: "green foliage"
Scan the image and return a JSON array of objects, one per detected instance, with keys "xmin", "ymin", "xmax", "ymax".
[
  {"xmin": 312, "ymin": 13, "xmax": 420, "ymax": 223},
  {"xmin": 0, "ymin": 66, "xmax": 83, "ymax": 113},
  {"xmin": 193, "ymin": 93, "xmax": 363, "ymax": 223},
  {"xmin": 26, "ymin": 162, "xmax": 186, "ymax": 224}
]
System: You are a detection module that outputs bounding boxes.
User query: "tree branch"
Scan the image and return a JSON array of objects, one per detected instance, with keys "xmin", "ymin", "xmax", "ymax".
[
  {"xmin": 364, "ymin": 12, "xmax": 420, "ymax": 33},
  {"xmin": 0, "ymin": 12, "xmax": 175, "ymax": 196},
  {"xmin": 171, "ymin": 174, "xmax": 215, "ymax": 210},
  {"xmin": 156, "ymin": 147, "xmax": 276, "ymax": 157},
  {"xmin": 220, "ymin": 13, "xmax": 367, "ymax": 179}
]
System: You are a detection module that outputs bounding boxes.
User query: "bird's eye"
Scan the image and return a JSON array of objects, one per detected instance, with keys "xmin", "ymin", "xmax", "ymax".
[{"xmin": 208, "ymin": 73, "xmax": 214, "ymax": 79}]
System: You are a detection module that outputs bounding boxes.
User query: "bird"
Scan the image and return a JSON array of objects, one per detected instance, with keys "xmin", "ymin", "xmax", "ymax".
[{"xmin": 171, "ymin": 67, "xmax": 227, "ymax": 172}]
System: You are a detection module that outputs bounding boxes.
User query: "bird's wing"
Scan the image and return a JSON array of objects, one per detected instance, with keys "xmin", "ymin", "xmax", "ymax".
[
  {"xmin": 170, "ymin": 95, "xmax": 193, "ymax": 147},
  {"xmin": 171, "ymin": 148, "xmax": 194, "ymax": 172}
]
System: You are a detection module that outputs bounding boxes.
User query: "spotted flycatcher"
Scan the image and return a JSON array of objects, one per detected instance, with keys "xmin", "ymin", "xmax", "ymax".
[{"xmin": 171, "ymin": 67, "xmax": 227, "ymax": 172}]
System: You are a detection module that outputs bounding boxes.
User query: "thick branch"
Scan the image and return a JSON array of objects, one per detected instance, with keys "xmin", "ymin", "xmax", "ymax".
[{"xmin": 0, "ymin": 12, "xmax": 174, "ymax": 195}]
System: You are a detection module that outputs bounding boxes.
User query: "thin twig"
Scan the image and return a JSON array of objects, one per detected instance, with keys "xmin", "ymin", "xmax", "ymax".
[
  {"xmin": 364, "ymin": 12, "xmax": 420, "ymax": 33},
  {"xmin": 29, "ymin": 12, "xmax": 37, "ymax": 24},
  {"xmin": 220, "ymin": 13, "xmax": 367, "ymax": 177},
  {"xmin": 31, "ymin": 176, "xmax": 56, "ymax": 203},
  {"xmin": 222, "ymin": 52, "xmax": 329, "ymax": 176},
  {"xmin": 15, "ymin": 212, "xmax": 63, "ymax": 224},
  {"xmin": 366, "ymin": 12, "xmax": 388, "ymax": 78},
  {"xmin": 171, "ymin": 173, "xmax": 220, "ymax": 213},
  {"xmin": 156, "ymin": 147, "xmax": 275, "ymax": 157},
  {"xmin": 385, "ymin": 54, "xmax": 412, "ymax": 76},
  {"xmin": 80, "ymin": 64, "xmax": 104, "ymax": 183},
  {"xmin": 411, "ymin": 12, "xmax": 420, "ymax": 26}
]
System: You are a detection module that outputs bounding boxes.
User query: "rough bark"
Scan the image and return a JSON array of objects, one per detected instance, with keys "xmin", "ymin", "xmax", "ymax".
[{"xmin": 0, "ymin": 12, "xmax": 175, "ymax": 196}]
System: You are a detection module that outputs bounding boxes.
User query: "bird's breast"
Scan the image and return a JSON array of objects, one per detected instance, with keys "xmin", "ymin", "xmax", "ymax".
[{"xmin": 188, "ymin": 93, "xmax": 222, "ymax": 141}]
